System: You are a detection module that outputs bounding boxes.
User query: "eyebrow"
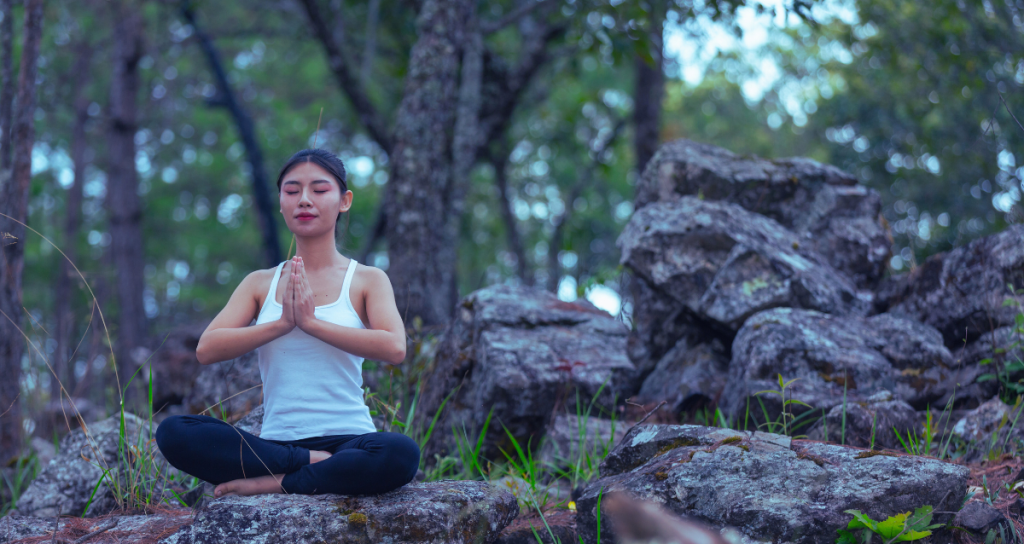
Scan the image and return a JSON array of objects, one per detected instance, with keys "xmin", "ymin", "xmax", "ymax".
[{"xmin": 282, "ymin": 179, "xmax": 332, "ymax": 186}]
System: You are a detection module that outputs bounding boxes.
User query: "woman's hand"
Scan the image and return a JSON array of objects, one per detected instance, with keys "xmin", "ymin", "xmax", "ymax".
[
  {"xmin": 293, "ymin": 257, "xmax": 317, "ymax": 332},
  {"xmin": 278, "ymin": 259, "xmax": 297, "ymax": 332}
]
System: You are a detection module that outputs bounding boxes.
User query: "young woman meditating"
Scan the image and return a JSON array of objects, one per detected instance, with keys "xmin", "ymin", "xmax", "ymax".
[{"xmin": 156, "ymin": 148, "xmax": 419, "ymax": 498}]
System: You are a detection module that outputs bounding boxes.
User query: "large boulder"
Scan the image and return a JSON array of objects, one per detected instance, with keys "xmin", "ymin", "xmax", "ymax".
[
  {"xmin": 875, "ymin": 224, "xmax": 1024, "ymax": 347},
  {"xmin": 576, "ymin": 424, "xmax": 968, "ymax": 544},
  {"xmin": 634, "ymin": 337, "xmax": 730, "ymax": 417},
  {"xmin": 181, "ymin": 349, "xmax": 262, "ymax": 419},
  {"xmin": 14, "ymin": 413, "xmax": 186, "ymax": 518},
  {"xmin": 161, "ymin": 481, "xmax": 518, "ymax": 544},
  {"xmin": 537, "ymin": 414, "xmax": 628, "ymax": 471},
  {"xmin": 721, "ymin": 308, "xmax": 959, "ymax": 421},
  {"xmin": 634, "ymin": 139, "xmax": 890, "ymax": 289},
  {"xmin": 807, "ymin": 391, "xmax": 920, "ymax": 450},
  {"xmin": 618, "ymin": 197, "xmax": 869, "ymax": 336},
  {"xmin": 0, "ymin": 509, "xmax": 193, "ymax": 544},
  {"xmin": 415, "ymin": 285, "xmax": 635, "ymax": 460}
]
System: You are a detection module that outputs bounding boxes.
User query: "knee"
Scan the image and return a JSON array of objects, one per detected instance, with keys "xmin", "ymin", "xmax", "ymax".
[
  {"xmin": 155, "ymin": 415, "xmax": 191, "ymax": 459},
  {"xmin": 385, "ymin": 434, "xmax": 420, "ymax": 483}
]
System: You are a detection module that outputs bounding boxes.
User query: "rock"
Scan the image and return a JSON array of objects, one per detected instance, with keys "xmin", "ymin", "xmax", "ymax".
[
  {"xmin": 808, "ymin": 391, "xmax": 921, "ymax": 450},
  {"xmin": 414, "ymin": 285, "xmax": 635, "ymax": 460},
  {"xmin": 576, "ymin": 424, "xmax": 968, "ymax": 544},
  {"xmin": 496, "ymin": 509, "xmax": 576, "ymax": 544},
  {"xmin": 875, "ymin": 224, "xmax": 1024, "ymax": 347},
  {"xmin": 954, "ymin": 501, "xmax": 1008, "ymax": 535},
  {"xmin": 600, "ymin": 492, "xmax": 733, "ymax": 544},
  {"xmin": 948, "ymin": 397, "xmax": 1024, "ymax": 462},
  {"xmin": 618, "ymin": 197, "xmax": 869, "ymax": 335},
  {"xmin": 721, "ymin": 308, "xmax": 958, "ymax": 422},
  {"xmin": 493, "ymin": 475, "xmax": 572, "ymax": 508},
  {"xmin": 144, "ymin": 321, "xmax": 209, "ymax": 410},
  {"xmin": 0, "ymin": 510, "xmax": 193, "ymax": 544},
  {"xmin": 953, "ymin": 325, "xmax": 1024, "ymax": 409},
  {"xmin": 634, "ymin": 337, "xmax": 730, "ymax": 416},
  {"xmin": 15, "ymin": 413, "xmax": 185, "ymax": 518},
  {"xmin": 30, "ymin": 436, "xmax": 56, "ymax": 468},
  {"xmin": 182, "ymin": 349, "xmax": 262, "ymax": 419},
  {"xmin": 232, "ymin": 403, "xmax": 264, "ymax": 436},
  {"xmin": 953, "ymin": 397, "xmax": 1014, "ymax": 442},
  {"xmin": 634, "ymin": 139, "xmax": 890, "ymax": 289},
  {"xmin": 538, "ymin": 415, "xmax": 628, "ymax": 472},
  {"xmin": 162, "ymin": 481, "xmax": 518, "ymax": 544}
]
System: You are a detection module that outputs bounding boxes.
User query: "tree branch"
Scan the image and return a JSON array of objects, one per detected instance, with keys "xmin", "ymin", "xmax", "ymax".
[
  {"xmin": 297, "ymin": 0, "xmax": 394, "ymax": 154},
  {"xmin": 480, "ymin": 0, "xmax": 558, "ymax": 35}
]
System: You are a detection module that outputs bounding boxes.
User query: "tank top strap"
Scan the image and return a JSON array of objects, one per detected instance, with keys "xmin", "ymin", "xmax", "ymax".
[
  {"xmin": 267, "ymin": 261, "xmax": 285, "ymax": 303},
  {"xmin": 341, "ymin": 259, "xmax": 358, "ymax": 307}
]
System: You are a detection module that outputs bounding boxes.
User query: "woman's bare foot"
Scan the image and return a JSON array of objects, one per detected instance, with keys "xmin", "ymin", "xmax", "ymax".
[
  {"xmin": 214, "ymin": 474, "xmax": 285, "ymax": 498},
  {"xmin": 310, "ymin": 450, "xmax": 332, "ymax": 464}
]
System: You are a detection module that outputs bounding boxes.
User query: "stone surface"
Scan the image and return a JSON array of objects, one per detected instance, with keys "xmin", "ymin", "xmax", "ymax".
[
  {"xmin": 0, "ymin": 510, "xmax": 193, "ymax": 544},
  {"xmin": 143, "ymin": 321, "xmax": 209, "ymax": 411},
  {"xmin": 807, "ymin": 391, "xmax": 920, "ymax": 450},
  {"xmin": 15, "ymin": 413, "xmax": 185, "ymax": 518},
  {"xmin": 618, "ymin": 197, "xmax": 869, "ymax": 335},
  {"xmin": 720, "ymin": 307, "xmax": 959, "ymax": 422},
  {"xmin": 947, "ymin": 397, "xmax": 1024, "ymax": 462},
  {"xmin": 161, "ymin": 481, "xmax": 518, "ymax": 544},
  {"xmin": 634, "ymin": 337, "xmax": 730, "ymax": 416},
  {"xmin": 538, "ymin": 415, "xmax": 628, "ymax": 471},
  {"xmin": 495, "ymin": 509, "xmax": 576, "ymax": 544},
  {"xmin": 954, "ymin": 500, "xmax": 1008, "ymax": 535},
  {"xmin": 875, "ymin": 224, "xmax": 1024, "ymax": 347},
  {"xmin": 634, "ymin": 138, "xmax": 889, "ymax": 289},
  {"xmin": 576, "ymin": 424, "xmax": 969, "ymax": 544},
  {"xmin": 181, "ymin": 349, "xmax": 262, "ymax": 419},
  {"xmin": 232, "ymin": 403, "xmax": 264, "ymax": 436},
  {"xmin": 414, "ymin": 285, "xmax": 635, "ymax": 460},
  {"xmin": 952, "ymin": 325, "xmax": 1024, "ymax": 409}
]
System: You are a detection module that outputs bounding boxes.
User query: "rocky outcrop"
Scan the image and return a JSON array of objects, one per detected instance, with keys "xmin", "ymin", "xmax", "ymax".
[
  {"xmin": 618, "ymin": 197, "xmax": 869, "ymax": 336},
  {"xmin": 576, "ymin": 424, "xmax": 969, "ymax": 544},
  {"xmin": 181, "ymin": 349, "xmax": 262, "ymax": 419},
  {"xmin": 807, "ymin": 391, "xmax": 920, "ymax": 449},
  {"xmin": 0, "ymin": 509, "xmax": 193, "ymax": 544},
  {"xmin": 875, "ymin": 224, "xmax": 1024, "ymax": 347},
  {"xmin": 15, "ymin": 413, "xmax": 185, "ymax": 518},
  {"xmin": 496, "ymin": 509, "xmax": 576, "ymax": 544},
  {"xmin": 415, "ymin": 285, "xmax": 635, "ymax": 460},
  {"xmin": 720, "ymin": 308, "xmax": 959, "ymax": 421},
  {"xmin": 634, "ymin": 139, "xmax": 890, "ymax": 289},
  {"xmin": 634, "ymin": 337, "xmax": 730, "ymax": 416},
  {"xmin": 162, "ymin": 481, "xmax": 518, "ymax": 544}
]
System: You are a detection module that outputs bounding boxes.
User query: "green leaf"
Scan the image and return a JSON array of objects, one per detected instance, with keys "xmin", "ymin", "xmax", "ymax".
[
  {"xmin": 977, "ymin": 373, "xmax": 997, "ymax": 382},
  {"xmin": 844, "ymin": 510, "xmax": 878, "ymax": 531},
  {"xmin": 876, "ymin": 512, "xmax": 909, "ymax": 539},
  {"xmin": 835, "ymin": 529, "xmax": 859, "ymax": 544},
  {"xmin": 895, "ymin": 530, "xmax": 932, "ymax": 541},
  {"xmin": 906, "ymin": 505, "xmax": 934, "ymax": 531}
]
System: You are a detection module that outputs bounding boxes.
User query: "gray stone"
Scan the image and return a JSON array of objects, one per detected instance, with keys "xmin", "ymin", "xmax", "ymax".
[
  {"xmin": 947, "ymin": 397, "xmax": 1024, "ymax": 462},
  {"xmin": 875, "ymin": 224, "xmax": 1024, "ymax": 347},
  {"xmin": 634, "ymin": 139, "xmax": 889, "ymax": 289},
  {"xmin": 807, "ymin": 391, "xmax": 921, "ymax": 450},
  {"xmin": 496, "ymin": 509, "xmax": 576, "ymax": 544},
  {"xmin": 232, "ymin": 403, "xmax": 264, "ymax": 436},
  {"xmin": 538, "ymin": 415, "xmax": 628, "ymax": 472},
  {"xmin": 182, "ymin": 349, "xmax": 262, "ymax": 419},
  {"xmin": 954, "ymin": 501, "xmax": 1008, "ymax": 535},
  {"xmin": 635, "ymin": 337, "xmax": 730, "ymax": 416},
  {"xmin": 15, "ymin": 413, "xmax": 186, "ymax": 518},
  {"xmin": 618, "ymin": 197, "xmax": 869, "ymax": 335},
  {"xmin": 162, "ymin": 481, "xmax": 518, "ymax": 544},
  {"xmin": 576, "ymin": 424, "xmax": 968, "ymax": 544},
  {"xmin": 952, "ymin": 325, "xmax": 1024, "ymax": 409},
  {"xmin": 144, "ymin": 321, "xmax": 209, "ymax": 411},
  {"xmin": 415, "ymin": 285, "xmax": 635, "ymax": 460},
  {"xmin": 721, "ymin": 308, "xmax": 959, "ymax": 423},
  {"xmin": 0, "ymin": 510, "xmax": 193, "ymax": 544}
]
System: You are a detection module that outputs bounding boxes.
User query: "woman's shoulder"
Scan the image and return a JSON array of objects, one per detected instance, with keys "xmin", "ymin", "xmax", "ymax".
[{"xmin": 351, "ymin": 261, "xmax": 393, "ymax": 292}]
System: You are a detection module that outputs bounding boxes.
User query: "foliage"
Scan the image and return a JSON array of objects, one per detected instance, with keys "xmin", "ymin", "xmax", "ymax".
[
  {"xmin": 836, "ymin": 505, "xmax": 943, "ymax": 544},
  {"xmin": 755, "ymin": 374, "xmax": 815, "ymax": 437}
]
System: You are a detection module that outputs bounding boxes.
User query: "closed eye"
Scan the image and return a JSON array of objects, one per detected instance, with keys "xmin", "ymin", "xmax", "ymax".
[{"xmin": 285, "ymin": 191, "xmax": 328, "ymax": 194}]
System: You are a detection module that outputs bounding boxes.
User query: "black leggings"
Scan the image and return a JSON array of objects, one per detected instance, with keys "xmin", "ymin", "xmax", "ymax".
[{"xmin": 155, "ymin": 415, "xmax": 420, "ymax": 495}]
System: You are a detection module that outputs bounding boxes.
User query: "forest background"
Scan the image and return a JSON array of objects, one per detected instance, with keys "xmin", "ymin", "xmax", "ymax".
[{"xmin": 0, "ymin": 0, "xmax": 1021, "ymax": 467}]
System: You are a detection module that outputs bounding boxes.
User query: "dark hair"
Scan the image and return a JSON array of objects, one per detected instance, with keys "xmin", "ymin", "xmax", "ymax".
[{"xmin": 276, "ymin": 148, "xmax": 351, "ymax": 237}]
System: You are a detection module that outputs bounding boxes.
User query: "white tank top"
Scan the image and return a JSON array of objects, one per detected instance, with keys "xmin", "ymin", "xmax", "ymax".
[{"xmin": 254, "ymin": 259, "xmax": 378, "ymax": 440}]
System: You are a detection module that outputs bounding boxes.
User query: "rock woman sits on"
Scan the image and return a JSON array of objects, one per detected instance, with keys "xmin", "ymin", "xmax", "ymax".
[{"xmin": 156, "ymin": 148, "xmax": 419, "ymax": 498}]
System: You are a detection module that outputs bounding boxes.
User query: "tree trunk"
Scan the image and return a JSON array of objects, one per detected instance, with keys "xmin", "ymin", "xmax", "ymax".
[
  {"xmin": 52, "ymin": 45, "xmax": 93, "ymax": 402},
  {"xmin": 384, "ymin": 0, "xmax": 474, "ymax": 327},
  {"xmin": 181, "ymin": 4, "xmax": 281, "ymax": 268},
  {"xmin": 490, "ymin": 148, "xmax": 530, "ymax": 285},
  {"xmin": 633, "ymin": 0, "xmax": 664, "ymax": 174},
  {"xmin": 106, "ymin": 1, "xmax": 147, "ymax": 409},
  {"xmin": 0, "ymin": 0, "xmax": 44, "ymax": 464},
  {"xmin": 0, "ymin": 0, "xmax": 13, "ymax": 170}
]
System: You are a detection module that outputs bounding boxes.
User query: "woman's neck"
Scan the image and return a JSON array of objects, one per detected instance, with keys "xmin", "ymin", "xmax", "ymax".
[{"xmin": 292, "ymin": 233, "xmax": 347, "ymax": 272}]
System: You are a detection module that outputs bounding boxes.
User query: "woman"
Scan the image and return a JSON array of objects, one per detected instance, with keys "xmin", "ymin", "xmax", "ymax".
[{"xmin": 155, "ymin": 148, "xmax": 419, "ymax": 498}]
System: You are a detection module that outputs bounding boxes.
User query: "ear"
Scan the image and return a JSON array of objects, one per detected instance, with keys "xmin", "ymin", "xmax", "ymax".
[{"xmin": 339, "ymin": 190, "xmax": 353, "ymax": 214}]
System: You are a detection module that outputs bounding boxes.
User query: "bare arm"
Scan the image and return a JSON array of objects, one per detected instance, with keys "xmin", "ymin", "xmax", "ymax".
[
  {"xmin": 293, "ymin": 261, "xmax": 406, "ymax": 364},
  {"xmin": 195, "ymin": 263, "xmax": 296, "ymax": 365}
]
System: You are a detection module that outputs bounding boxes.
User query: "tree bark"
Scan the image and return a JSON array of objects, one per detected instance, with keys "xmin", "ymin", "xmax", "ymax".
[
  {"xmin": 106, "ymin": 1, "xmax": 147, "ymax": 408},
  {"xmin": 489, "ymin": 147, "xmax": 530, "ymax": 285},
  {"xmin": 181, "ymin": 3, "xmax": 281, "ymax": 268},
  {"xmin": 361, "ymin": 0, "xmax": 381, "ymax": 85},
  {"xmin": 633, "ymin": 0, "xmax": 664, "ymax": 174},
  {"xmin": 0, "ymin": 0, "xmax": 13, "ymax": 171},
  {"xmin": 52, "ymin": 45, "xmax": 93, "ymax": 402},
  {"xmin": 384, "ymin": 0, "xmax": 474, "ymax": 327},
  {"xmin": 0, "ymin": 0, "xmax": 44, "ymax": 465}
]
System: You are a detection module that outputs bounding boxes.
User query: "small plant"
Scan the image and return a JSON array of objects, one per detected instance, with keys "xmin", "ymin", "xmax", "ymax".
[
  {"xmin": 0, "ymin": 451, "xmax": 39, "ymax": 516},
  {"xmin": 836, "ymin": 505, "xmax": 943, "ymax": 543},
  {"xmin": 755, "ymin": 374, "xmax": 813, "ymax": 437}
]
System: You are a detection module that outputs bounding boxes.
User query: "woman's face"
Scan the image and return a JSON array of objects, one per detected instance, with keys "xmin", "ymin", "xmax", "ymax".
[{"xmin": 279, "ymin": 161, "xmax": 352, "ymax": 235}]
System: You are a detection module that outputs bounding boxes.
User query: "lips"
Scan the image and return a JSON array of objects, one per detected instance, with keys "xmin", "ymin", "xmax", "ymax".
[{"xmin": 296, "ymin": 213, "xmax": 316, "ymax": 221}]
